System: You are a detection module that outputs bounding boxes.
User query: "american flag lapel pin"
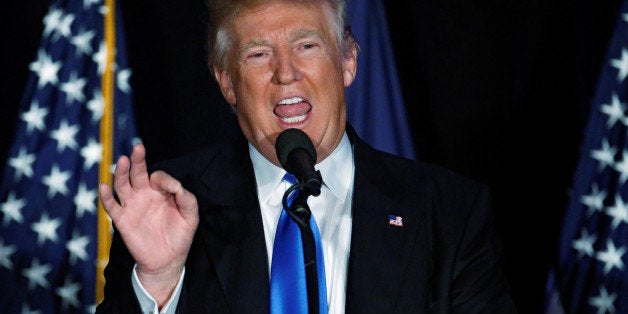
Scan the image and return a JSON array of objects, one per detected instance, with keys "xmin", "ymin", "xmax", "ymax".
[{"xmin": 388, "ymin": 214, "xmax": 403, "ymax": 227}]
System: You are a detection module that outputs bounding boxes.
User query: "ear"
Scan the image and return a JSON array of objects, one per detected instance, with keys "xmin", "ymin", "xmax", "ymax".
[
  {"xmin": 342, "ymin": 44, "xmax": 358, "ymax": 87},
  {"xmin": 213, "ymin": 66, "xmax": 237, "ymax": 106}
]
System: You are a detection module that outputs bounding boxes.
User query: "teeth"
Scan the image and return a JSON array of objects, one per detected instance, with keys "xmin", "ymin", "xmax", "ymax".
[
  {"xmin": 278, "ymin": 97, "xmax": 303, "ymax": 105},
  {"xmin": 281, "ymin": 114, "xmax": 307, "ymax": 123}
]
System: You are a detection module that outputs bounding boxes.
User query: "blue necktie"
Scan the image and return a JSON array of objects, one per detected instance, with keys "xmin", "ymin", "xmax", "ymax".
[{"xmin": 270, "ymin": 173, "xmax": 328, "ymax": 314}]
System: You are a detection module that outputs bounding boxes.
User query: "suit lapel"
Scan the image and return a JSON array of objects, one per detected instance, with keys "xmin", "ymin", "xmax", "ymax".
[
  {"xmin": 183, "ymin": 128, "xmax": 433, "ymax": 312},
  {"xmin": 193, "ymin": 141, "xmax": 271, "ymax": 313},
  {"xmin": 345, "ymin": 133, "xmax": 432, "ymax": 312}
]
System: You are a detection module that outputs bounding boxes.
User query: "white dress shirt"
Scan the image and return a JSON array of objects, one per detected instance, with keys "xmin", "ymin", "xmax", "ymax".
[
  {"xmin": 253, "ymin": 133, "xmax": 354, "ymax": 314},
  {"xmin": 132, "ymin": 133, "xmax": 355, "ymax": 314}
]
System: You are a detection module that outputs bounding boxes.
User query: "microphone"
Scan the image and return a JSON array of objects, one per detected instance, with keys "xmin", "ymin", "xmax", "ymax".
[
  {"xmin": 274, "ymin": 129, "xmax": 322, "ymax": 314},
  {"xmin": 275, "ymin": 128, "xmax": 322, "ymax": 196}
]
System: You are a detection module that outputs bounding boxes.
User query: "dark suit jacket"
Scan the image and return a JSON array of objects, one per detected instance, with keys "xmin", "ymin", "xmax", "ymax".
[{"xmin": 97, "ymin": 127, "xmax": 517, "ymax": 313}]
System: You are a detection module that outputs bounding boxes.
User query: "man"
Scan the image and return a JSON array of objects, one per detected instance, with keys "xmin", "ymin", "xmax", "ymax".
[{"xmin": 97, "ymin": 0, "xmax": 517, "ymax": 313}]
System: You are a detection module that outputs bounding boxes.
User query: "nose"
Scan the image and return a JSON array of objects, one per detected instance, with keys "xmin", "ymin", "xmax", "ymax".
[{"xmin": 271, "ymin": 49, "xmax": 302, "ymax": 85}]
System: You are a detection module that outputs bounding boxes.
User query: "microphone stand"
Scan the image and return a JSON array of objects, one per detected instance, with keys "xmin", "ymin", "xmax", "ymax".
[{"xmin": 283, "ymin": 182, "xmax": 321, "ymax": 314}]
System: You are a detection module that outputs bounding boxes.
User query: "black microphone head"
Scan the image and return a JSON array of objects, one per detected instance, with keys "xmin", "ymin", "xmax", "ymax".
[{"xmin": 275, "ymin": 128, "xmax": 317, "ymax": 172}]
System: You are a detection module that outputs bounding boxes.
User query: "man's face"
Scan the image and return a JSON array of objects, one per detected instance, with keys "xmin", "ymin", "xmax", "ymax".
[{"xmin": 214, "ymin": 1, "xmax": 357, "ymax": 167}]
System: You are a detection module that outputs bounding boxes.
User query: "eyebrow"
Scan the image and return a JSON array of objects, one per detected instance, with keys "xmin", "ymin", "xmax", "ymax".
[
  {"xmin": 237, "ymin": 28, "xmax": 325, "ymax": 56},
  {"xmin": 289, "ymin": 28, "xmax": 323, "ymax": 42},
  {"xmin": 237, "ymin": 40, "xmax": 270, "ymax": 57}
]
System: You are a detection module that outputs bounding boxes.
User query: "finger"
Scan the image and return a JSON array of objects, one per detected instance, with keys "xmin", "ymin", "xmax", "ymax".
[
  {"xmin": 151, "ymin": 171, "xmax": 199, "ymax": 222},
  {"xmin": 129, "ymin": 143, "xmax": 150, "ymax": 190},
  {"xmin": 99, "ymin": 183, "xmax": 121, "ymax": 219},
  {"xmin": 174, "ymin": 187, "xmax": 199, "ymax": 222},
  {"xmin": 113, "ymin": 155, "xmax": 132, "ymax": 200},
  {"xmin": 149, "ymin": 170, "xmax": 180, "ymax": 194}
]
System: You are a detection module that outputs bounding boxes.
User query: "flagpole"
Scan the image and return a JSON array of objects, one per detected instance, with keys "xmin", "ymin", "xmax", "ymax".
[{"xmin": 97, "ymin": 0, "xmax": 116, "ymax": 304}]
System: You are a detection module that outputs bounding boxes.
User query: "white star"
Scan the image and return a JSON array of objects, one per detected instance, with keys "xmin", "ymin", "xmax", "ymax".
[
  {"xmin": 93, "ymin": 42, "xmax": 108, "ymax": 75},
  {"xmin": 60, "ymin": 72, "xmax": 87, "ymax": 104},
  {"xmin": 590, "ymin": 139, "xmax": 617, "ymax": 172},
  {"xmin": 117, "ymin": 68, "xmax": 132, "ymax": 93},
  {"xmin": 595, "ymin": 239, "xmax": 626, "ymax": 275},
  {"xmin": 0, "ymin": 239, "xmax": 17, "ymax": 270},
  {"xmin": 70, "ymin": 28, "xmax": 95, "ymax": 56},
  {"xmin": 588, "ymin": 285, "xmax": 616, "ymax": 314},
  {"xmin": 606, "ymin": 194, "xmax": 628, "ymax": 229},
  {"xmin": 29, "ymin": 50, "xmax": 61, "ymax": 88},
  {"xmin": 56, "ymin": 278, "xmax": 81, "ymax": 309},
  {"xmin": 51, "ymin": 12, "xmax": 75, "ymax": 41},
  {"xmin": 572, "ymin": 228, "xmax": 597, "ymax": 258},
  {"xmin": 28, "ymin": 52, "xmax": 44, "ymax": 73},
  {"xmin": 74, "ymin": 183, "xmax": 97, "ymax": 218},
  {"xmin": 20, "ymin": 304, "xmax": 42, "ymax": 314},
  {"xmin": 31, "ymin": 213, "xmax": 62, "ymax": 246},
  {"xmin": 42, "ymin": 164, "xmax": 71, "ymax": 198},
  {"xmin": 624, "ymin": 13, "xmax": 628, "ymax": 23},
  {"xmin": 20, "ymin": 101, "xmax": 49, "ymax": 134},
  {"xmin": 66, "ymin": 231, "xmax": 90, "ymax": 263},
  {"xmin": 613, "ymin": 149, "xmax": 628, "ymax": 185},
  {"xmin": 610, "ymin": 48, "xmax": 628, "ymax": 83},
  {"xmin": 87, "ymin": 89, "xmax": 104, "ymax": 123},
  {"xmin": 50, "ymin": 120, "xmax": 79, "ymax": 152},
  {"xmin": 1, "ymin": 192, "xmax": 26, "ymax": 226},
  {"xmin": 9, "ymin": 147, "xmax": 36, "ymax": 180},
  {"xmin": 80, "ymin": 138, "xmax": 102, "ymax": 170},
  {"xmin": 83, "ymin": 0, "xmax": 100, "ymax": 10},
  {"xmin": 581, "ymin": 184, "xmax": 608, "ymax": 216},
  {"xmin": 42, "ymin": 8, "xmax": 63, "ymax": 37},
  {"xmin": 22, "ymin": 259, "xmax": 52, "ymax": 289},
  {"xmin": 99, "ymin": 5, "xmax": 109, "ymax": 15},
  {"xmin": 600, "ymin": 93, "xmax": 626, "ymax": 128}
]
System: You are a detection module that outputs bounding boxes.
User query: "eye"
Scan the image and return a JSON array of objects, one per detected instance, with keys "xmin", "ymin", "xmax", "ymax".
[
  {"xmin": 248, "ymin": 51, "xmax": 267, "ymax": 59},
  {"xmin": 242, "ymin": 49, "xmax": 271, "ymax": 66},
  {"xmin": 296, "ymin": 42, "xmax": 320, "ymax": 57}
]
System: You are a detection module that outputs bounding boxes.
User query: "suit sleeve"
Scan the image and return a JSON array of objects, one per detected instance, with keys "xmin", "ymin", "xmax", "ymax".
[{"xmin": 449, "ymin": 185, "xmax": 517, "ymax": 313}]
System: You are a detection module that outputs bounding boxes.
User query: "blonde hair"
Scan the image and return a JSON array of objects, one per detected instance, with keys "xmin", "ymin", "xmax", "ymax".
[{"xmin": 205, "ymin": 0, "xmax": 356, "ymax": 75}]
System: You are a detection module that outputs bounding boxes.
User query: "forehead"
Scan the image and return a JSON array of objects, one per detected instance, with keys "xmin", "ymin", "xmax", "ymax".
[{"xmin": 230, "ymin": 1, "xmax": 332, "ymax": 43}]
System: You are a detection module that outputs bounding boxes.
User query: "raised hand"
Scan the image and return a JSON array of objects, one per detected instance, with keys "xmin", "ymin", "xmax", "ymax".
[{"xmin": 99, "ymin": 143, "xmax": 199, "ymax": 305}]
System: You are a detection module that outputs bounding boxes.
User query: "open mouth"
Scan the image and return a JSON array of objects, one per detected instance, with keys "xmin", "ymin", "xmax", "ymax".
[{"xmin": 273, "ymin": 96, "xmax": 312, "ymax": 124}]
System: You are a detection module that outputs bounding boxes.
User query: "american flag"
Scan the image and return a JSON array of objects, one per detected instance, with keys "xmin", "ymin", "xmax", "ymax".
[
  {"xmin": 388, "ymin": 215, "xmax": 403, "ymax": 227},
  {"xmin": 546, "ymin": 1, "xmax": 628, "ymax": 313},
  {"xmin": 0, "ymin": 0, "xmax": 138, "ymax": 312}
]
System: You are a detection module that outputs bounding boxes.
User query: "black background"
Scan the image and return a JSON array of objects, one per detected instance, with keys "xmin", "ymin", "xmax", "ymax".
[{"xmin": 3, "ymin": 0, "xmax": 623, "ymax": 312}]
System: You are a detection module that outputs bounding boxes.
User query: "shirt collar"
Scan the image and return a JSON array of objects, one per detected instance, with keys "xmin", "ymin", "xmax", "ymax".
[
  {"xmin": 315, "ymin": 133, "xmax": 353, "ymax": 201},
  {"xmin": 249, "ymin": 132, "xmax": 354, "ymax": 203}
]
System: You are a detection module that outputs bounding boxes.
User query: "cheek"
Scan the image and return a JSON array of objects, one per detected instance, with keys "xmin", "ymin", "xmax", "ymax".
[
  {"xmin": 235, "ymin": 102, "xmax": 275, "ymax": 136},
  {"xmin": 235, "ymin": 79, "xmax": 270, "ymax": 108}
]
